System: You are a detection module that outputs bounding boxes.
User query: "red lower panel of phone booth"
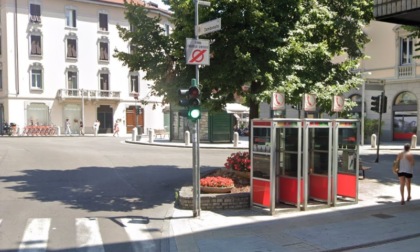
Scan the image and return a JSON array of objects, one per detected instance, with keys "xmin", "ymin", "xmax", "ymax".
[
  {"xmin": 252, "ymin": 179, "xmax": 270, "ymax": 207},
  {"xmin": 337, "ymin": 173, "xmax": 357, "ymax": 198},
  {"xmin": 278, "ymin": 176, "xmax": 304, "ymax": 204},
  {"xmin": 310, "ymin": 174, "xmax": 329, "ymax": 201}
]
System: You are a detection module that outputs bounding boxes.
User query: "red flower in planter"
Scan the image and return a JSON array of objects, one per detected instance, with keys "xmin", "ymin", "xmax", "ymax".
[
  {"xmin": 224, "ymin": 151, "xmax": 250, "ymax": 172},
  {"xmin": 200, "ymin": 176, "xmax": 234, "ymax": 188}
]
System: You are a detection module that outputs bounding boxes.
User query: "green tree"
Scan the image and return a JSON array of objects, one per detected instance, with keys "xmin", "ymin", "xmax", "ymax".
[{"xmin": 115, "ymin": 0, "xmax": 373, "ymax": 120}]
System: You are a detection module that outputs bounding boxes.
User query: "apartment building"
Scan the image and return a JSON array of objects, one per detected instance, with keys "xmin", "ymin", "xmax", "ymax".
[
  {"xmin": 0, "ymin": 0, "xmax": 171, "ymax": 135},
  {"xmin": 352, "ymin": 21, "xmax": 420, "ymax": 142}
]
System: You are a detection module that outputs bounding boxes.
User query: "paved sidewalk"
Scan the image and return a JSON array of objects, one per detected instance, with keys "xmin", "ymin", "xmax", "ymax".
[
  {"xmin": 168, "ymin": 179, "xmax": 420, "ymax": 252},
  {"xmin": 124, "ymin": 136, "xmax": 420, "ymax": 251}
]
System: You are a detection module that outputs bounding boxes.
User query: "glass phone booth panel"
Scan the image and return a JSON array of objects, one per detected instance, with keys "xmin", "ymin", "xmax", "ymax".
[
  {"xmin": 251, "ymin": 123, "xmax": 272, "ymax": 207},
  {"xmin": 276, "ymin": 122, "xmax": 303, "ymax": 206},
  {"xmin": 307, "ymin": 122, "xmax": 332, "ymax": 203},
  {"xmin": 335, "ymin": 121, "xmax": 359, "ymax": 201}
]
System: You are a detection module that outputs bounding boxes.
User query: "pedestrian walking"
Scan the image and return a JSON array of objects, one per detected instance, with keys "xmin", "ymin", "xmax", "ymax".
[
  {"xmin": 79, "ymin": 121, "xmax": 84, "ymax": 136},
  {"xmin": 65, "ymin": 119, "xmax": 72, "ymax": 136},
  {"xmin": 93, "ymin": 120, "xmax": 100, "ymax": 136},
  {"xmin": 395, "ymin": 143, "xmax": 415, "ymax": 205},
  {"xmin": 113, "ymin": 120, "xmax": 120, "ymax": 137}
]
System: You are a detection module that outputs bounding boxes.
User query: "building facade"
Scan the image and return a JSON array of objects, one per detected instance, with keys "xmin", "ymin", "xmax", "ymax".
[
  {"xmin": 0, "ymin": 0, "xmax": 171, "ymax": 135},
  {"xmin": 354, "ymin": 21, "xmax": 420, "ymax": 142}
]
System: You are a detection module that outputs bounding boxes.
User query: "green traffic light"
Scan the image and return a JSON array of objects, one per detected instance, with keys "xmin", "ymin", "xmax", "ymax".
[{"xmin": 189, "ymin": 107, "xmax": 201, "ymax": 120}]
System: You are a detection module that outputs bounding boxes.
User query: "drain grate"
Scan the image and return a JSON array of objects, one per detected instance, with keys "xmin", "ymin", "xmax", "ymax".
[{"xmin": 372, "ymin": 213, "xmax": 394, "ymax": 219}]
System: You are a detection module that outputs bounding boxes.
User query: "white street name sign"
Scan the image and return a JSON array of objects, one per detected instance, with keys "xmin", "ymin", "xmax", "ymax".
[{"xmin": 196, "ymin": 18, "xmax": 221, "ymax": 36}]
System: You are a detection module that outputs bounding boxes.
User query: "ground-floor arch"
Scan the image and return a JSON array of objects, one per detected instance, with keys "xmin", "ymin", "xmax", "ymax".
[{"xmin": 393, "ymin": 91, "xmax": 417, "ymax": 141}]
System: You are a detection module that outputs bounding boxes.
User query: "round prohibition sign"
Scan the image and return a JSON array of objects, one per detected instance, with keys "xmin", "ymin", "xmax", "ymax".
[{"xmin": 189, "ymin": 49, "xmax": 207, "ymax": 63}]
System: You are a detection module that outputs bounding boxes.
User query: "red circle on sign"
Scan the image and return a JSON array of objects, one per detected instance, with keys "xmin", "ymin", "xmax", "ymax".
[{"xmin": 190, "ymin": 49, "xmax": 206, "ymax": 63}]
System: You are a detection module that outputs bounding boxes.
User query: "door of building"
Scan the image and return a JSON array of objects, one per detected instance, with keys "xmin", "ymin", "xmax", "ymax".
[
  {"xmin": 97, "ymin": 105, "xmax": 113, "ymax": 133},
  {"xmin": 126, "ymin": 106, "xmax": 144, "ymax": 133}
]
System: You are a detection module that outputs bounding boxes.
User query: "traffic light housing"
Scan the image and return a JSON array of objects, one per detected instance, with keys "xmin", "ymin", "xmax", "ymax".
[
  {"xmin": 370, "ymin": 96, "xmax": 380, "ymax": 113},
  {"xmin": 178, "ymin": 87, "xmax": 190, "ymax": 117},
  {"xmin": 188, "ymin": 84, "xmax": 201, "ymax": 120},
  {"xmin": 381, "ymin": 96, "xmax": 387, "ymax": 113},
  {"xmin": 178, "ymin": 79, "xmax": 201, "ymax": 121}
]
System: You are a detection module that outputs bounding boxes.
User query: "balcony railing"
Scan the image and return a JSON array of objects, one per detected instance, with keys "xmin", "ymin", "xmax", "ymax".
[
  {"xmin": 57, "ymin": 89, "xmax": 121, "ymax": 101},
  {"xmin": 398, "ymin": 64, "xmax": 415, "ymax": 78}
]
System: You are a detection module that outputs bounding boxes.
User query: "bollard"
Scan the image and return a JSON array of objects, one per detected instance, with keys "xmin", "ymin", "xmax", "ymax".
[
  {"xmin": 185, "ymin": 130, "xmax": 190, "ymax": 145},
  {"xmin": 233, "ymin": 132, "xmax": 239, "ymax": 147},
  {"xmin": 411, "ymin": 135, "xmax": 417, "ymax": 149},
  {"xmin": 371, "ymin": 134, "xmax": 377, "ymax": 149},
  {"xmin": 148, "ymin": 129, "xmax": 154, "ymax": 143},
  {"xmin": 57, "ymin": 126, "xmax": 61, "ymax": 136},
  {"xmin": 132, "ymin": 127, "xmax": 137, "ymax": 141}
]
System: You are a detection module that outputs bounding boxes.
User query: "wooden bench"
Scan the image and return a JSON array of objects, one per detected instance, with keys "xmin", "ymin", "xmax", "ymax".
[{"xmin": 154, "ymin": 129, "xmax": 167, "ymax": 138}]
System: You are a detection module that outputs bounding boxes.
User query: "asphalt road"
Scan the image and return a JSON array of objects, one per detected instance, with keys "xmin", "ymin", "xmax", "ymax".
[{"xmin": 0, "ymin": 136, "xmax": 233, "ymax": 251}]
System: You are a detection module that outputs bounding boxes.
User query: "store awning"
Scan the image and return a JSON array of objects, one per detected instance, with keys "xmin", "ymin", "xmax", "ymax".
[{"xmin": 225, "ymin": 103, "xmax": 249, "ymax": 114}]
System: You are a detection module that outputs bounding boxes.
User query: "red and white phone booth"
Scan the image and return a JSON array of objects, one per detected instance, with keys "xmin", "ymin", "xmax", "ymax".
[{"xmin": 250, "ymin": 118, "xmax": 359, "ymax": 214}]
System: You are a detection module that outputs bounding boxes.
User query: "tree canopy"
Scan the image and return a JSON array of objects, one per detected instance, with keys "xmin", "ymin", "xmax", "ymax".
[{"xmin": 114, "ymin": 0, "xmax": 373, "ymax": 118}]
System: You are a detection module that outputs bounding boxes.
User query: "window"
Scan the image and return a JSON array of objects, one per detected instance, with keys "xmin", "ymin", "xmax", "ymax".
[
  {"xmin": 99, "ymin": 13, "xmax": 108, "ymax": 31},
  {"xmin": 30, "ymin": 35, "xmax": 42, "ymax": 56},
  {"xmin": 164, "ymin": 24, "xmax": 170, "ymax": 36},
  {"xmin": 99, "ymin": 42, "xmax": 109, "ymax": 61},
  {"xmin": 67, "ymin": 38, "xmax": 77, "ymax": 58},
  {"xmin": 65, "ymin": 8, "xmax": 76, "ymax": 28},
  {"xmin": 130, "ymin": 75, "xmax": 139, "ymax": 93},
  {"xmin": 67, "ymin": 70, "xmax": 78, "ymax": 96},
  {"xmin": 100, "ymin": 73, "xmax": 109, "ymax": 90},
  {"xmin": 100, "ymin": 73, "xmax": 109, "ymax": 97},
  {"xmin": 30, "ymin": 3, "xmax": 41, "ymax": 23},
  {"xmin": 400, "ymin": 38, "xmax": 413, "ymax": 65},
  {"xmin": 67, "ymin": 71, "xmax": 78, "ymax": 90},
  {"xmin": 130, "ymin": 44, "xmax": 136, "ymax": 54},
  {"xmin": 130, "ymin": 24, "xmax": 137, "ymax": 32},
  {"xmin": 31, "ymin": 68, "xmax": 43, "ymax": 89}
]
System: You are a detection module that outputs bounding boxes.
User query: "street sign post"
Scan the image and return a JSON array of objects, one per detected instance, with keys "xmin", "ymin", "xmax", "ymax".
[
  {"xmin": 195, "ymin": 18, "xmax": 221, "ymax": 36},
  {"xmin": 186, "ymin": 38, "xmax": 210, "ymax": 65}
]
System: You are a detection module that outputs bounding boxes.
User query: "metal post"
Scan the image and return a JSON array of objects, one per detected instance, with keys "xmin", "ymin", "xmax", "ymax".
[
  {"xmin": 192, "ymin": 0, "xmax": 201, "ymax": 217},
  {"xmin": 375, "ymin": 92, "xmax": 384, "ymax": 163},
  {"xmin": 81, "ymin": 89, "xmax": 85, "ymax": 134},
  {"xmin": 361, "ymin": 81, "xmax": 365, "ymax": 145},
  {"xmin": 134, "ymin": 92, "xmax": 139, "ymax": 130}
]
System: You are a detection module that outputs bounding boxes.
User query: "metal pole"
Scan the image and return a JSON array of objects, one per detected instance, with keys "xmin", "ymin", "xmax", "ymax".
[
  {"xmin": 361, "ymin": 81, "xmax": 365, "ymax": 145},
  {"xmin": 192, "ymin": 0, "xmax": 201, "ymax": 217},
  {"xmin": 81, "ymin": 89, "xmax": 85, "ymax": 134},
  {"xmin": 134, "ymin": 92, "xmax": 139, "ymax": 130},
  {"xmin": 375, "ymin": 92, "xmax": 384, "ymax": 163}
]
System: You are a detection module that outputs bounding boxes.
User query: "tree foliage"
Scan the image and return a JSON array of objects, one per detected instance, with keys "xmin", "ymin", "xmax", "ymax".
[{"xmin": 115, "ymin": 0, "xmax": 373, "ymax": 118}]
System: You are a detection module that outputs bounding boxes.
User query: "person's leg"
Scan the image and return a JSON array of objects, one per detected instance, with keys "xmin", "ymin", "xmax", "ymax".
[
  {"xmin": 399, "ymin": 176, "xmax": 406, "ymax": 204},
  {"xmin": 407, "ymin": 177, "xmax": 412, "ymax": 201}
]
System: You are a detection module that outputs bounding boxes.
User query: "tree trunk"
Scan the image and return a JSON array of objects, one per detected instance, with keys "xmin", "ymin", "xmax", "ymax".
[{"xmin": 247, "ymin": 81, "xmax": 263, "ymax": 152}]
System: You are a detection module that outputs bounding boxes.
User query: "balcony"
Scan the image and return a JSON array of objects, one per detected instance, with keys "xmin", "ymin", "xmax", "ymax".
[
  {"xmin": 398, "ymin": 64, "xmax": 415, "ymax": 78},
  {"xmin": 57, "ymin": 89, "xmax": 121, "ymax": 102},
  {"xmin": 374, "ymin": 0, "xmax": 420, "ymax": 25}
]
